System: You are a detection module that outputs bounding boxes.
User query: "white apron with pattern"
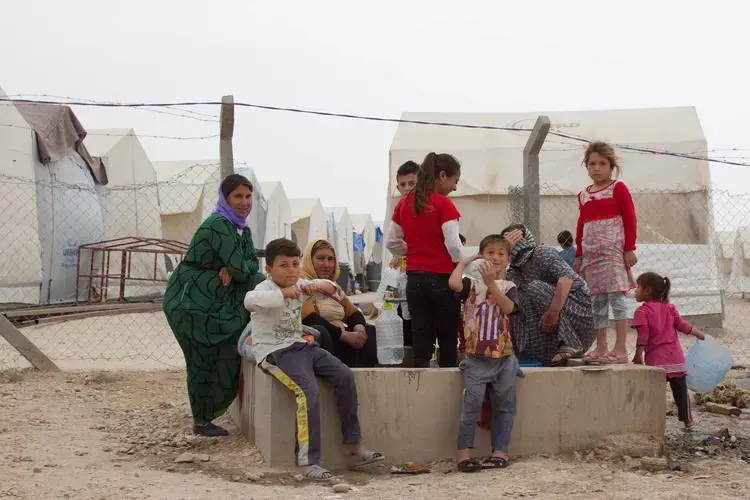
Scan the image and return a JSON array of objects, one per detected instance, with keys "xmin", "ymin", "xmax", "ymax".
[{"xmin": 579, "ymin": 181, "xmax": 635, "ymax": 295}]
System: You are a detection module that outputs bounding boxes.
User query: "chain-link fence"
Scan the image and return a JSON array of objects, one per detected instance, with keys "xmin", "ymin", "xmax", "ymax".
[
  {"xmin": 0, "ymin": 161, "xmax": 267, "ymax": 371},
  {"xmin": 2, "ymin": 169, "xmax": 750, "ymax": 370},
  {"xmin": 507, "ymin": 183, "xmax": 750, "ymax": 365}
]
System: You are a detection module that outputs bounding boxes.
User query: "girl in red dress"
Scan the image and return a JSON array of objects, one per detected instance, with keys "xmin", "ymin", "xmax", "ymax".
[{"xmin": 575, "ymin": 142, "xmax": 637, "ymax": 364}]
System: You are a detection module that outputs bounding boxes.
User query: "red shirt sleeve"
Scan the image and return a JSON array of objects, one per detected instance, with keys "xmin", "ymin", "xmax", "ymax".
[
  {"xmin": 613, "ymin": 182, "xmax": 637, "ymax": 251},
  {"xmin": 670, "ymin": 304, "xmax": 694, "ymax": 335},
  {"xmin": 436, "ymin": 195, "xmax": 461, "ymax": 225},
  {"xmin": 391, "ymin": 198, "xmax": 403, "ymax": 225},
  {"xmin": 575, "ymin": 191, "xmax": 584, "ymax": 258}
]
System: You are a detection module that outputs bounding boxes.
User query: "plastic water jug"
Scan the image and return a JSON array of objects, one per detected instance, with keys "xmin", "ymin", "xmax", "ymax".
[
  {"xmin": 685, "ymin": 335, "xmax": 734, "ymax": 394},
  {"xmin": 376, "ymin": 300, "xmax": 404, "ymax": 365}
]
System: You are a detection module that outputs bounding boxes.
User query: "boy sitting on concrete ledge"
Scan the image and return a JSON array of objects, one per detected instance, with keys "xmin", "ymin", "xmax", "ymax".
[{"xmin": 244, "ymin": 238, "xmax": 384, "ymax": 481}]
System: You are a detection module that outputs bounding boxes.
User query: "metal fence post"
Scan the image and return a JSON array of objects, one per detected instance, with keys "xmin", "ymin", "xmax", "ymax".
[
  {"xmin": 220, "ymin": 95, "xmax": 235, "ymax": 178},
  {"xmin": 523, "ymin": 116, "xmax": 551, "ymax": 241}
]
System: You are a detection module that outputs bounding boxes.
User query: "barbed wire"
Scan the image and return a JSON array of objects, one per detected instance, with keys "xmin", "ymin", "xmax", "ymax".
[
  {"xmin": 3, "ymin": 96, "xmax": 750, "ymax": 167},
  {"xmin": 0, "ymin": 122, "xmax": 218, "ymax": 141}
]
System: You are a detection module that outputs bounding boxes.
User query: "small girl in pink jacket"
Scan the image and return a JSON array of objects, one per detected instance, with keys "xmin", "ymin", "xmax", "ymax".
[{"xmin": 631, "ymin": 272, "xmax": 705, "ymax": 428}]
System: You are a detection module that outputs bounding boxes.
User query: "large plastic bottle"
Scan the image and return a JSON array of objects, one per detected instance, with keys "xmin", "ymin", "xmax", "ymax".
[
  {"xmin": 685, "ymin": 334, "xmax": 734, "ymax": 393},
  {"xmin": 376, "ymin": 295, "xmax": 405, "ymax": 365}
]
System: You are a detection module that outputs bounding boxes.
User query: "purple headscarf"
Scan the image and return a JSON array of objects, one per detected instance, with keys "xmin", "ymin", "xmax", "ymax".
[{"xmin": 212, "ymin": 180, "xmax": 250, "ymax": 229}]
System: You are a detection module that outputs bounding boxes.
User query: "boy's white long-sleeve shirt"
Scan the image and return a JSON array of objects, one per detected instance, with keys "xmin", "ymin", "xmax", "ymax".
[{"xmin": 243, "ymin": 278, "xmax": 334, "ymax": 364}]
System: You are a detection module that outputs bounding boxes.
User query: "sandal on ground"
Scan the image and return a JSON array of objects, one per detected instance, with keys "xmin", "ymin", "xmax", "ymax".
[
  {"xmin": 300, "ymin": 464, "xmax": 336, "ymax": 481},
  {"xmin": 457, "ymin": 458, "xmax": 483, "ymax": 473},
  {"xmin": 550, "ymin": 347, "xmax": 583, "ymax": 367},
  {"xmin": 600, "ymin": 352, "xmax": 629, "ymax": 364},
  {"xmin": 347, "ymin": 449, "xmax": 385, "ymax": 469},
  {"xmin": 481, "ymin": 456, "xmax": 510, "ymax": 469}
]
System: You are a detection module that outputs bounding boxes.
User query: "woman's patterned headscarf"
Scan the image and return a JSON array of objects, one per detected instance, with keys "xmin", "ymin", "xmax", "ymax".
[{"xmin": 503, "ymin": 225, "xmax": 537, "ymax": 267}]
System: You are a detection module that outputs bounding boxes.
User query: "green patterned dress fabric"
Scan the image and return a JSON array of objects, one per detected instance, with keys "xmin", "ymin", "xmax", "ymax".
[{"xmin": 163, "ymin": 214, "xmax": 266, "ymax": 424}]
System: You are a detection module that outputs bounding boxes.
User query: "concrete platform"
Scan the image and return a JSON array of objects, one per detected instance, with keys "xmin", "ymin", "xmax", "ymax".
[{"xmin": 230, "ymin": 361, "xmax": 666, "ymax": 469}]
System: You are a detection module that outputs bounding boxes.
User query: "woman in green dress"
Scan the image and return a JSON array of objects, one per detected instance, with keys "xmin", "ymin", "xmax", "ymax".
[{"xmin": 163, "ymin": 174, "xmax": 265, "ymax": 437}]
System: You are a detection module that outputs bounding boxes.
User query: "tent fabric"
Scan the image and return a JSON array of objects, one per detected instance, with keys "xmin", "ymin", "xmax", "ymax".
[
  {"xmin": 1, "ymin": 87, "xmax": 107, "ymax": 304},
  {"xmin": 259, "ymin": 181, "xmax": 292, "ymax": 244},
  {"xmin": 324, "ymin": 206, "xmax": 354, "ymax": 264},
  {"xmin": 386, "ymin": 106, "xmax": 712, "ymax": 252},
  {"xmin": 14, "ymin": 102, "xmax": 107, "ymax": 184},
  {"xmin": 390, "ymin": 107, "xmax": 708, "ymax": 198},
  {"xmin": 290, "ymin": 198, "xmax": 327, "ymax": 251}
]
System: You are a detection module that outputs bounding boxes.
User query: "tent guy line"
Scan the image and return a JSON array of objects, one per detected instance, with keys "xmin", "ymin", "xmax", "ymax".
[{"xmin": 2, "ymin": 97, "xmax": 749, "ymax": 168}]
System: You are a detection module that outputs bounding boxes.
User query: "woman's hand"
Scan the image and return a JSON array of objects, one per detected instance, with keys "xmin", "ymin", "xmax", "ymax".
[
  {"xmin": 624, "ymin": 250, "xmax": 637, "ymax": 270},
  {"xmin": 353, "ymin": 324, "xmax": 368, "ymax": 343},
  {"xmin": 505, "ymin": 229, "xmax": 523, "ymax": 249},
  {"xmin": 539, "ymin": 308, "xmax": 560, "ymax": 333},
  {"xmin": 573, "ymin": 257, "xmax": 582, "ymax": 274},
  {"xmin": 218, "ymin": 267, "xmax": 231, "ymax": 286},
  {"xmin": 340, "ymin": 331, "xmax": 366, "ymax": 349},
  {"xmin": 281, "ymin": 286, "xmax": 301, "ymax": 300}
]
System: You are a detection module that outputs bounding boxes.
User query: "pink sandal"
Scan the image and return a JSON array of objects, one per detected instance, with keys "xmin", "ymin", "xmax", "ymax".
[
  {"xmin": 600, "ymin": 352, "xmax": 629, "ymax": 364},
  {"xmin": 583, "ymin": 351, "xmax": 608, "ymax": 364}
]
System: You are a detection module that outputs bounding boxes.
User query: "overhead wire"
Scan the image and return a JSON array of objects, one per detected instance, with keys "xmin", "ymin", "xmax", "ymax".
[{"xmin": 2, "ymin": 95, "xmax": 749, "ymax": 167}]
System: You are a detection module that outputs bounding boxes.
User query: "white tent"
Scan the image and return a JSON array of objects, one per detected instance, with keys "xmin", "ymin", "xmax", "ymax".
[
  {"xmin": 85, "ymin": 130, "xmax": 166, "ymax": 298},
  {"xmin": 388, "ymin": 107, "xmax": 722, "ymax": 323},
  {"xmin": 85, "ymin": 129, "xmax": 162, "ymax": 240},
  {"xmin": 290, "ymin": 198, "xmax": 327, "ymax": 251},
  {"xmin": 351, "ymin": 214, "xmax": 377, "ymax": 263},
  {"xmin": 324, "ymin": 207, "xmax": 354, "ymax": 264},
  {"xmin": 0, "ymin": 87, "xmax": 105, "ymax": 304},
  {"xmin": 388, "ymin": 107, "xmax": 711, "ymax": 246},
  {"xmin": 154, "ymin": 161, "xmax": 267, "ymax": 250},
  {"xmin": 259, "ymin": 181, "xmax": 292, "ymax": 244}
]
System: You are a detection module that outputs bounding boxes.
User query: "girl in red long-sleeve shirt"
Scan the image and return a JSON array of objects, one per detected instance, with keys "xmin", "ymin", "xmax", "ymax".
[{"xmin": 574, "ymin": 142, "xmax": 637, "ymax": 364}]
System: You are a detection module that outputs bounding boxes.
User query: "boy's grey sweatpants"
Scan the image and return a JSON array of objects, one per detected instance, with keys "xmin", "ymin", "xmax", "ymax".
[
  {"xmin": 262, "ymin": 343, "xmax": 361, "ymax": 466},
  {"xmin": 457, "ymin": 355, "xmax": 519, "ymax": 453}
]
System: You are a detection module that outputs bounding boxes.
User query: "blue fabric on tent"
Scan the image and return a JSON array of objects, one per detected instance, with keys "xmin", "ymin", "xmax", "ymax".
[
  {"xmin": 375, "ymin": 227, "xmax": 383, "ymax": 243},
  {"xmin": 353, "ymin": 232, "xmax": 365, "ymax": 252}
]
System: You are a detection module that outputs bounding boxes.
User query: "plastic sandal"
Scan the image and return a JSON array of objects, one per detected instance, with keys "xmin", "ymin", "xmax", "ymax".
[
  {"xmin": 301, "ymin": 464, "xmax": 336, "ymax": 481},
  {"xmin": 601, "ymin": 353, "xmax": 629, "ymax": 364},
  {"xmin": 481, "ymin": 456, "xmax": 510, "ymax": 469},
  {"xmin": 347, "ymin": 450, "xmax": 385, "ymax": 469},
  {"xmin": 457, "ymin": 458, "xmax": 483, "ymax": 473},
  {"xmin": 583, "ymin": 351, "xmax": 607, "ymax": 364}
]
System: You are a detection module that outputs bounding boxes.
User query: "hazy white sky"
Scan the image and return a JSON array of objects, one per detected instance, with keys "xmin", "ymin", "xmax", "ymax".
[{"xmin": 2, "ymin": 0, "xmax": 749, "ymax": 220}]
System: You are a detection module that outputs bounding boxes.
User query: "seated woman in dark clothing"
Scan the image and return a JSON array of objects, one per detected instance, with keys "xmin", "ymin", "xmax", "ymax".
[
  {"xmin": 502, "ymin": 224, "xmax": 595, "ymax": 366},
  {"xmin": 300, "ymin": 239, "xmax": 378, "ymax": 368}
]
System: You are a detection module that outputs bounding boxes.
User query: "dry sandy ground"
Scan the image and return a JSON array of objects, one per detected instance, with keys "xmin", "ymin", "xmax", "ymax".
[{"xmin": 1, "ymin": 369, "xmax": 750, "ymax": 500}]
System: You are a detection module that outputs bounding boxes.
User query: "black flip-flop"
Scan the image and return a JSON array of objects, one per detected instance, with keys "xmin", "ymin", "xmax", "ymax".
[
  {"xmin": 457, "ymin": 458, "xmax": 483, "ymax": 473},
  {"xmin": 481, "ymin": 457, "xmax": 510, "ymax": 469}
]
